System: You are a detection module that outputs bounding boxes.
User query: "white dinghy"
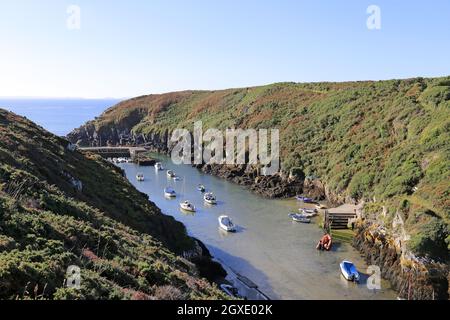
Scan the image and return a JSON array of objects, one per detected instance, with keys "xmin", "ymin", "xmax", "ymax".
[{"xmin": 218, "ymin": 215, "xmax": 236, "ymax": 232}]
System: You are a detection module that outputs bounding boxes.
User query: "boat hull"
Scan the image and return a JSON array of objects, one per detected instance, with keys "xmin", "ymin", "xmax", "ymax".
[
  {"xmin": 164, "ymin": 192, "xmax": 176, "ymax": 198},
  {"xmin": 289, "ymin": 213, "xmax": 311, "ymax": 223},
  {"xmin": 340, "ymin": 261, "xmax": 360, "ymax": 282},
  {"xmin": 218, "ymin": 216, "xmax": 236, "ymax": 232},
  {"xmin": 180, "ymin": 202, "xmax": 196, "ymax": 212}
]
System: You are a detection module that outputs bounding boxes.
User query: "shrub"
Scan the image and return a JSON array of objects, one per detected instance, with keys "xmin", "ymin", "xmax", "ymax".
[{"xmin": 408, "ymin": 216, "xmax": 449, "ymax": 260}]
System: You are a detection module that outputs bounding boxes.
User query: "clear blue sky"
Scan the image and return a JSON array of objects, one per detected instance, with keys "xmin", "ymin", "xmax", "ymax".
[{"xmin": 1, "ymin": 0, "xmax": 449, "ymax": 98}]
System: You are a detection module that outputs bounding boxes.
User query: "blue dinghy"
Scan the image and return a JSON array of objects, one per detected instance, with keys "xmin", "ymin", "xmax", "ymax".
[
  {"xmin": 340, "ymin": 260, "xmax": 360, "ymax": 282},
  {"xmin": 296, "ymin": 196, "xmax": 314, "ymax": 203}
]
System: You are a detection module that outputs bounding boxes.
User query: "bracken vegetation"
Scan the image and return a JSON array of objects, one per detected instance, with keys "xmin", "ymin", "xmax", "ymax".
[
  {"xmin": 0, "ymin": 109, "xmax": 227, "ymax": 300},
  {"xmin": 72, "ymin": 76, "xmax": 449, "ymax": 261}
]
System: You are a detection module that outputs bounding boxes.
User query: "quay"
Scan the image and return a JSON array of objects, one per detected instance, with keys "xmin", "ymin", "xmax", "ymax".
[{"xmin": 79, "ymin": 146, "xmax": 147, "ymax": 160}]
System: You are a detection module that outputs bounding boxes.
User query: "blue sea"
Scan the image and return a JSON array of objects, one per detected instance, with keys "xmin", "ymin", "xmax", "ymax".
[{"xmin": 0, "ymin": 98, "xmax": 121, "ymax": 136}]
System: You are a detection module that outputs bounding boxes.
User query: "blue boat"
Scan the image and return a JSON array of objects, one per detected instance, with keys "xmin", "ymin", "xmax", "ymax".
[
  {"xmin": 340, "ymin": 261, "xmax": 360, "ymax": 282},
  {"xmin": 296, "ymin": 196, "xmax": 313, "ymax": 203}
]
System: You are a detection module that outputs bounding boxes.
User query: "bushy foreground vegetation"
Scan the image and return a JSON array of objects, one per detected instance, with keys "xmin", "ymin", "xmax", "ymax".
[
  {"xmin": 0, "ymin": 109, "xmax": 226, "ymax": 299},
  {"xmin": 76, "ymin": 77, "xmax": 449, "ymax": 260}
]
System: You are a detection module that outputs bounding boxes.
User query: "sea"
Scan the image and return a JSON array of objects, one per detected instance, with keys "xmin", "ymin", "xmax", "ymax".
[{"xmin": 0, "ymin": 98, "xmax": 121, "ymax": 136}]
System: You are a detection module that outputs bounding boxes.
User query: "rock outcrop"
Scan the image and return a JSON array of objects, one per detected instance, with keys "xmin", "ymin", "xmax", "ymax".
[{"xmin": 354, "ymin": 222, "xmax": 449, "ymax": 300}]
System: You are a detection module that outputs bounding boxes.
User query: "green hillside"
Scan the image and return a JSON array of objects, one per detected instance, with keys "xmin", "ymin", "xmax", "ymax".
[
  {"xmin": 0, "ymin": 109, "xmax": 226, "ymax": 300},
  {"xmin": 69, "ymin": 76, "xmax": 449, "ymax": 260}
]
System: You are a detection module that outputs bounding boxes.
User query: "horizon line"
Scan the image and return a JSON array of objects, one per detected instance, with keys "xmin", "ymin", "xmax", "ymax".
[{"xmin": 1, "ymin": 74, "xmax": 448, "ymax": 100}]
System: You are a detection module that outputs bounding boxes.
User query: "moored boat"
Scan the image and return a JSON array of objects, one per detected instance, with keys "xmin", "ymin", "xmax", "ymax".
[
  {"xmin": 154, "ymin": 162, "xmax": 163, "ymax": 170},
  {"xmin": 136, "ymin": 173, "xmax": 144, "ymax": 181},
  {"xmin": 298, "ymin": 208, "xmax": 318, "ymax": 217},
  {"xmin": 340, "ymin": 260, "xmax": 360, "ymax": 282},
  {"xmin": 296, "ymin": 196, "xmax": 314, "ymax": 203},
  {"xmin": 180, "ymin": 200, "xmax": 196, "ymax": 212},
  {"xmin": 164, "ymin": 187, "xmax": 176, "ymax": 198},
  {"xmin": 299, "ymin": 208, "xmax": 318, "ymax": 213},
  {"xmin": 197, "ymin": 184, "xmax": 206, "ymax": 192},
  {"xmin": 288, "ymin": 213, "xmax": 311, "ymax": 223},
  {"xmin": 204, "ymin": 192, "xmax": 217, "ymax": 205},
  {"xmin": 218, "ymin": 215, "xmax": 236, "ymax": 232},
  {"xmin": 166, "ymin": 170, "xmax": 175, "ymax": 178}
]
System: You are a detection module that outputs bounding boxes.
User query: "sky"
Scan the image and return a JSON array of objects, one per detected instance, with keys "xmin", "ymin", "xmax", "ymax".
[{"xmin": 0, "ymin": 0, "xmax": 449, "ymax": 98}]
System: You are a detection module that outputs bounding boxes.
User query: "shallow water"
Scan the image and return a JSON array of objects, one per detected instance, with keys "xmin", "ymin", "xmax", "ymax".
[{"xmin": 119, "ymin": 156, "xmax": 396, "ymax": 300}]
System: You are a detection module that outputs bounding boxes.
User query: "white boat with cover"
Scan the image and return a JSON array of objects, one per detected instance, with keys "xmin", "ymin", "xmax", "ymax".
[
  {"xmin": 218, "ymin": 215, "xmax": 236, "ymax": 232},
  {"xmin": 180, "ymin": 200, "xmax": 196, "ymax": 212},
  {"xmin": 204, "ymin": 192, "xmax": 217, "ymax": 205}
]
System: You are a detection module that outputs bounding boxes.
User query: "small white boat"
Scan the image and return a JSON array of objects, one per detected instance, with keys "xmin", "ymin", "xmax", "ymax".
[
  {"xmin": 164, "ymin": 187, "xmax": 176, "ymax": 198},
  {"xmin": 136, "ymin": 173, "xmax": 145, "ymax": 181},
  {"xmin": 315, "ymin": 204, "xmax": 327, "ymax": 210},
  {"xmin": 204, "ymin": 192, "xmax": 217, "ymax": 205},
  {"xmin": 289, "ymin": 213, "xmax": 311, "ymax": 223},
  {"xmin": 180, "ymin": 200, "xmax": 196, "ymax": 212},
  {"xmin": 167, "ymin": 170, "xmax": 175, "ymax": 178},
  {"xmin": 299, "ymin": 208, "xmax": 318, "ymax": 214},
  {"xmin": 218, "ymin": 215, "xmax": 236, "ymax": 232},
  {"xmin": 298, "ymin": 208, "xmax": 318, "ymax": 217},
  {"xmin": 197, "ymin": 184, "xmax": 206, "ymax": 192},
  {"xmin": 173, "ymin": 176, "xmax": 181, "ymax": 181},
  {"xmin": 154, "ymin": 162, "xmax": 163, "ymax": 170},
  {"xmin": 340, "ymin": 261, "xmax": 360, "ymax": 282}
]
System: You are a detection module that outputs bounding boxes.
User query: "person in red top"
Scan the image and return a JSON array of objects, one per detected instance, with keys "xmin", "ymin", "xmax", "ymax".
[{"xmin": 316, "ymin": 234, "xmax": 332, "ymax": 251}]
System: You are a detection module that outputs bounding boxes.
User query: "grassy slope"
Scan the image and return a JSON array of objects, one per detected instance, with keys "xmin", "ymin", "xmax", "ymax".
[
  {"xmin": 80, "ymin": 76, "xmax": 449, "ymax": 260},
  {"xmin": 0, "ymin": 109, "xmax": 226, "ymax": 300}
]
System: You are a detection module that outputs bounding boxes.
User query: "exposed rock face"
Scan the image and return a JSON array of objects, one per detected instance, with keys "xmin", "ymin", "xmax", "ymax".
[
  {"xmin": 68, "ymin": 125, "xmax": 170, "ymax": 152},
  {"xmin": 187, "ymin": 239, "xmax": 227, "ymax": 281},
  {"xmin": 303, "ymin": 178, "xmax": 326, "ymax": 201},
  {"xmin": 353, "ymin": 221, "xmax": 449, "ymax": 300},
  {"xmin": 194, "ymin": 163, "xmax": 303, "ymax": 198}
]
